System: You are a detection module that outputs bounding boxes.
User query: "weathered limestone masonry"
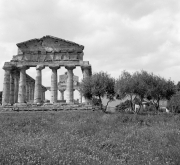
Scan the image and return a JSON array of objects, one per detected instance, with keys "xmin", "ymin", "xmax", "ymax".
[
  {"xmin": 2, "ymin": 35, "xmax": 92, "ymax": 106},
  {"xmin": 58, "ymin": 72, "xmax": 81, "ymax": 103}
]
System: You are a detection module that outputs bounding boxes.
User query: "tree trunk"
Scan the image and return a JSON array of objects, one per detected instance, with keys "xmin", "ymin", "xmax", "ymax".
[
  {"xmin": 130, "ymin": 95, "xmax": 134, "ymax": 111},
  {"xmin": 105, "ymin": 100, "xmax": 111, "ymax": 112},
  {"xmin": 98, "ymin": 95, "xmax": 103, "ymax": 110}
]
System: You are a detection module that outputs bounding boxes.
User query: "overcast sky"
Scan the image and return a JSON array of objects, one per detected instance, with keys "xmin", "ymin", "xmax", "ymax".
[{"xmin": 0, "ymin": 0, "xmax": 180, "ymax": 100}]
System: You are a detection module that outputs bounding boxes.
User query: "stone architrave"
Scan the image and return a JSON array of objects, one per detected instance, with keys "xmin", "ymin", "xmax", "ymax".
[
  {"xmin": 49, "ymin": 65, "xmax": 60, "ymax": 103},
  {"xmin": 13, "ymin": 70, "xmax": 19, "ymax": 103},
  {"xmin": 2, "ymin": 64, "xmax": 12, "ymax": 106},
  {"xmin": 17, "ymin": 65, "xmax": 29, "ymax": 105},
  {"xmin": 34, "ymin": 65, "xmax": 45, "ymax": 104},
  {"xmin": 65, "ymin": 65, "xmax": 76, "ymax": 103}
]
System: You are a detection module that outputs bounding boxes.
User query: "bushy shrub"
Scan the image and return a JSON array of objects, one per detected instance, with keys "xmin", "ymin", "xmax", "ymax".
[
  {"xmin": 116, "ymin": 100, "xmax": 131, "ymax": 112},
  {"xmin": 92, "ymin": 97, "xmax": 101, "ymax": 106}
]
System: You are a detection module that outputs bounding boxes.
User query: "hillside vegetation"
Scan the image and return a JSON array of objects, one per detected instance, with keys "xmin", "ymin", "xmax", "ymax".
[{"xmin": 0, "ymin": 111, "xmax": 180, "ymax": 164}]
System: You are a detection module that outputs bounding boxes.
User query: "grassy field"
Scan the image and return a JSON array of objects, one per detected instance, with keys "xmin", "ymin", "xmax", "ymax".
[{"xmin": 0, "ymin": 110, "xmax": 180, "ymax": 165}]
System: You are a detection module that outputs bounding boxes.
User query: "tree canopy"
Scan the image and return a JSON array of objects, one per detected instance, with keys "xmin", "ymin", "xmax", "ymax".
[
  {"xmin": 80, "ymin": 72, "xmax": 115, "ymax": 112},
  {"xmin": 115, "ymin": 70, "xmax": 176, "ymax": 110}
]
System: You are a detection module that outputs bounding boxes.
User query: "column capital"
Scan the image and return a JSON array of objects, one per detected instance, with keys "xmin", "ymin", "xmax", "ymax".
[
  {"xmin": 36, "ymin": 65, "xmax": 45, "ymax": 70},
  {"xmin": 17, "ymin": 65, "xmax": 29, "ymax": 70},
  {"xmin": 81, "ymin": 65, "xmax": 91, "ymax": 71},
  {"xmin": 3, "ymin": 63, "xmax": 14, "ymax": 71},
  {"xmin": 49, "ymin": 64, "xmax": 60, "ymax": 70},
  {"xmin": 59, "ymin": 88, "xmax": 66, "ymax": 92},
  {"xmin": 65, "ymin": 65, "xmax": 76, "ymax": 70},
  {"xmin": 12, "ymin": 69, "xmax": 20, "ymax": 74}
]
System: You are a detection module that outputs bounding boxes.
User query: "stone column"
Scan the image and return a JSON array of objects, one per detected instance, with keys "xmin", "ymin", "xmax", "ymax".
[
  {"xmin": 65, "ymin": 65, "xmax": 76, "ymax": 103},
  {"xmin": 9, "ymin": 70, "xmax": 15, "ymax": 105},
  {"xmin": 17, "ymin": 65, "xmax": 29, "ymax": 105},
  {"xmin": 26, "ymin": 80, "xmax": 29, "ymax": 102},
  {"xmin": 81, "ymin": 65, "xmax": 92, "ymax": 104},
  {"xmin": 59, "ymin": 89, "xmax": 65, "ymax": 100},
  {"xmin": 43, "ymin": 90, "xmax": 46, "ymax": 100},
  {"xmin": 49, "ymin": 65, "xmax": 60, "ymax": 103},
  {"xmin": 41, "ymin": 87, "xmax": 45, "ymax": 101},
  {"xmin": 27, "ymin": 81, "xmax": 31, "ymax": 102},
  {"xmin": 78, "ymin": 90, "xmax": 82, "ymax": 103},
  {"xmin": 2, "ymin": 64, "xmax": 12, "ymax": 106},
  {"xmin": 34, "ymin": 65, "xmax": 45, "ymax": 104},
  {"xmin": 14, "ymin": 70, "xmax": 19, "ymax": 103},
  {"xmin": 30, "ymin": 81, "xmax": 35, "ymax": 101}
]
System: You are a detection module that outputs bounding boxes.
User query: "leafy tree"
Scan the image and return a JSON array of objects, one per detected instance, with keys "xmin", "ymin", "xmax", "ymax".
[
  {"xmin": 0, "ymin": 91, "xmax": 2, "ymax": 104},
  {"xmin": 80, "ymin": 72, "xmax": 115, "ymax": 112},
  {"xmin": 80, "ymin": 77, "xmax": 92, "ymax": 101},
  {"xmin": 115, "ymin": 70, "xmax": 176, "ymax": 111},
  {"xmin": 115, "ymin": 70, "xmax": 136, "ymax": 111},
  {"xmin": 168, "ymin": 92, "xmax": 180, "ymax": 113},
  {"xmin": 133, "ymin": 70, "xmax": 150, "ymax": 108},
  {"xmin": 176, "ymin": 81, "xmax": 180, "ymax": 91},
  {"xmin": 145, "ymin": 75, "xmax": 175, "ymax": 110}
]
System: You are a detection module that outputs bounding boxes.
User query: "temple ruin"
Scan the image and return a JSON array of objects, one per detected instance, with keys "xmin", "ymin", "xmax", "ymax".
[
  {"xmin": 58, "ymin": 72, "xmax": 81, "ymax": 103},
  {"xmin": 2, "ymin": 35, "xmax": 92, "ymax": 106}
]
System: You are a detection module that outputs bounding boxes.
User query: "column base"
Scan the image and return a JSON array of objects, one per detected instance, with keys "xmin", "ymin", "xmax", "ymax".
[
  {"xmin": 2, "ymin": 103, "xmax": 12, "ymax": 107},
  {"xmin": 14, "ymin": 103, "xmax": 27, "ymax": 107}
]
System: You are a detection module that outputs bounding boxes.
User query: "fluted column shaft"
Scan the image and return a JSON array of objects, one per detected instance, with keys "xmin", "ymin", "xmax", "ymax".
[
  {"xmin": 81, "ymin": 65, "xmax": 92, "ymax": 104},
  {"xmin": 14, "ymin": 70, "xmax": 19, "ymax": 103},
  {"xmin": 30, "ymin": 82, "xmax": 35, "ymax": 101},
  {"xmin": 18, "ymin": 66, "xmax": 29, "ymax": 104},
  {"xmin": 34, "ymin": 65, "xmax": 45, "ymax": 104},
  {"xmin": 29, "ymin": 82, "xmax": 32, "ymax": 101},
  {"xmin": 49, "ymin": 65, "xmax": 60, "ymax": 103},
  {"xmin": 2, "ymin": 66, "xmax": 11, "ymax": 106},
  {"xmin": 26, "ymin": 82, "xmax": 29, "ymax": 102},
  {"xmin": 27, "ymin": 82, "xmax": 31, "ymax": 102},
  {"xmin": 78, "ymin": 90, "xmax": 82, "ymax": 103},
  {"xmin": 9, "ymin": 71, "xmax": 15, "ymax": 105},
  {"xmin": 43, "ymin": 91, "xmax": 45, "ymax": 100},
  {"xmin": 65, "ymin": 65, "xmax": 76, "ymax": 103},
  {"xmin": 59, "ymin": 90, "xmax": 65, "ymax": 100}
]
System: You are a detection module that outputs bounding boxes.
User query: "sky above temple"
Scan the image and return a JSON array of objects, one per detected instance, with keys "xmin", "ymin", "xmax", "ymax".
[{"xmin": 0, "ymin": 0, "xmax": 180, "ymax": 101}]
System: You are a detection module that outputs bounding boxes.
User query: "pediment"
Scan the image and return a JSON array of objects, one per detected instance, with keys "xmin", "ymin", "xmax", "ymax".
[{"xmin": 17, "ymin": 35, "xmax": 84, "ymax": 55}]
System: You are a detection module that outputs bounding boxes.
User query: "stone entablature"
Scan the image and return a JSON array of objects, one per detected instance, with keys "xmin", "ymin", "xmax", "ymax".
[
  {"xmin": 2, "ymin": 35, "xmax": 92, "ymax": 106},
  {"xmin": 12, "ymin": 35, "xmax": 84, "ymax": 62}
]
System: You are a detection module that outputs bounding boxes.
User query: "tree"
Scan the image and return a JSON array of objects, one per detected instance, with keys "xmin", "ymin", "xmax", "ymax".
[
  {"xmin": 115, "ymin": 70, "xmax": 136, "ymax": 111},
  {"xmin": 80, "ymin": 76, "xmax": 92, "ymax": 101},
  {"xmin": 176, "ymin": 81, "xmax": 180, "ymax": 91},
  {"xmin": 133, "ymin": 70, "xmax": 150, "ymax": 109},
  {"xmin": 115, "ymin": 70, "xmax": 176, "ymax": 111},
  {"xmin": 168, "ymin": 92, "xmax": 180, "ymax": 113},
  {"xmin": 145, "ymin": 75, "xmax": 175, "ymax": 110},
  {"xmin": 80, "ymin": 72, "xmax": 115, "ymax": 112}
]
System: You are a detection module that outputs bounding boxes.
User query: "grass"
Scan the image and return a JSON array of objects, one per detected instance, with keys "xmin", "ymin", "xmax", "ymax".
[{"xmin": 0, "ymin": 110, "xmax": 180, "ymax": 164}]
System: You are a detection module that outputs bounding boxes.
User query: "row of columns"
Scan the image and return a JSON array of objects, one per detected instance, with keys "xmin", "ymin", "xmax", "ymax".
[
  {"xmin": 2, "ymin": 63, "xmax": 91, "ymax": 106},
  {"xmin": 2, "ymin": 64, "xmax": 47, "ymax": 106}
]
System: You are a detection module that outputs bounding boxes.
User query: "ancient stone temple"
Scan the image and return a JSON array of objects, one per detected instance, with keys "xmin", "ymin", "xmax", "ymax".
[
  {"xmin": 2, "ymin": 35, "xmax": 92, "ymax": 106},
  {"xmin": 58, "ymin": 72, "xmax": 81, "ymax": 103}
]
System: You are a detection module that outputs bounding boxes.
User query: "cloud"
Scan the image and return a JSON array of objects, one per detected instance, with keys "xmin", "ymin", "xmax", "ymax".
[{"xmin": 0, "ymin": 0, "xmax": 180, "ymax": 100}]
